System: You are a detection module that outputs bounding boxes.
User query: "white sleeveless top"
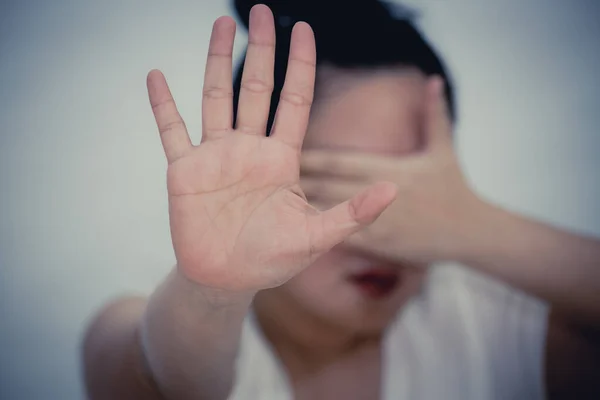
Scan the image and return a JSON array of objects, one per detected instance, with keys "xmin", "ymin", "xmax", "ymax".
[{"xmin": 229, "ymin": 263, "xmax": 549, "ymax": 400}]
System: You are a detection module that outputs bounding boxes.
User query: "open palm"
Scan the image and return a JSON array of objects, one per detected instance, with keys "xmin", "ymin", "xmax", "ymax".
[{"xmin": 147, "ymin": 5, "xmax": 397, "ymax": 293}]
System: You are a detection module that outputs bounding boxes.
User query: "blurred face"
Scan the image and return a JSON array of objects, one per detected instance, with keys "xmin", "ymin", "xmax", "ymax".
[{"xmin": 260, "ymin": 65, "xmax": 429, "ymax": 336}]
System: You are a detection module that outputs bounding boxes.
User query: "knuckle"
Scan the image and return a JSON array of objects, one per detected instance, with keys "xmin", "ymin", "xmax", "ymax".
[
  {"xmin": 160, "ymin": 119, "xmax": 186, "ymax": 135},
  {"xmin": 247, "ymin": 40, "xmax": 275, "ymax": 51},
  {"xmin": 202, "ymin": 86, "xmax": 233, "ymax": 100},
  {"xmin": 289, "ymin": 57, "xmax": 316, "ymax": 69},
  {"xmin": 279, "ymin": 90, "xmax": 312, "ymax": 107},
  {"xmin": 241, "ymin": 78, "xmax": 274, "ymax": 95},
  {"xmin": 207, "ymin": 52, "xmax": 233, "ymax": 60},
  {"xmin": 151, "ymin": 97, "xmax": 175, "ymax": 112}
]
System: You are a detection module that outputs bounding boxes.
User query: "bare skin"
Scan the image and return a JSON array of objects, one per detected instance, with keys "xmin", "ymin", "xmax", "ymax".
[
  {"xmin": 82, "ymin": 5, "xmax": 600, "ymax": 400},
  {"xmin": 84, "ymin": 6, "xmax": 396, "ymax": 400}
]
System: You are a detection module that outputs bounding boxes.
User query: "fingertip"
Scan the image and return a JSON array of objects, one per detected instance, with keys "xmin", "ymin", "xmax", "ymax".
[
  {"xmin": 250, "ymin": 4, "xmax": 274, "ymax": 19},
  {"xmin": 292, "ymin": 21, "xmax": 316, "ymax": 44},
  {"xmin": 293, "ymin": 21, "xmax": 314, "ymax": 33},
  {"xmin": 428, "ymin": 75, "xmax": 444, "ymax": 99},
  {"xmin": 424, "ymin": 76, "xmax": 453, "ymax": 149},
  {"xmin": 212, "ymin": 16, "xmax": 237, "ymax": 43},
  {"xmin": 288, "ymin": 21, "xmax": 316, "ymax": 67},
  {"xmin": 147, "ymin": 69, "xmax": 164, "ymax": 84},
  {"xmin": 214, "ymin": 15, "xmax": 236, "ymax": 30},
  {"xmin": 350, "ymin": 182, "xmax": 397, "ymax": 225},
  {"xmin": 147, "ymin": 70, "xmax": 168, "ymax": 99},
  {"xmin": 248, "ymin": 4, "xmax": 274, "ymax": 38},
  {"xmin": 368, "ymin": 181, "xmax": 398, "ymax": 214},
  {"xmin": 376, "ymin": 181, "xmax": 399, "ymax": 203},
  {"xmin": 247, "ymin": 4, "xmax": 275, "ymax": 44}
]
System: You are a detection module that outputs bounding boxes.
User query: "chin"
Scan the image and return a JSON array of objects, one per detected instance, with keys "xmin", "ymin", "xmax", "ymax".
[
  {"xmin": 340, "ymin": 310, "xmax": 401, "ymax": 337},
  {"xmin": 327, "ymin": 289, "xmax": 416, "ymax": 336},
  {"xmin": 331, "ymin": 268, "xmax": 427, "ymax": 335}
]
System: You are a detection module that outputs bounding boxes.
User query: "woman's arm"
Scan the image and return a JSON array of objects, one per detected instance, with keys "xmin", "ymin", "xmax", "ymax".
[
  {"xmin": 83, "ymin": 269, "xmax": 253, "ymax": 400},
  {"xmin": 454, "ymin": 200, "xmax": 600, "ymax": 328},
  {"xmin": 83, "ymin": 5, "xmax": 395, "ymax": 399},
  {"xmin": 300, "ymin": 76, "xmax": 600, "ymax": 329}
]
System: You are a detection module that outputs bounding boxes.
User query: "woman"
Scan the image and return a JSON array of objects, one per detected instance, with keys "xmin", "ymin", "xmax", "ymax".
[{"xmin": 83, "ymin": 1, "xmax": 600, "ymax": 399}]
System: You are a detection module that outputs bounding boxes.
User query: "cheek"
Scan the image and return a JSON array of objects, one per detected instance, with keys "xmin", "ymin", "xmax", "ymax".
[
  {"xmin": 284, "ymin": 251, "xmax": 346, "ymax": 294},
  {"xmin": 399, "ymin": 266, "xmax": 427, "ymax": 296}
]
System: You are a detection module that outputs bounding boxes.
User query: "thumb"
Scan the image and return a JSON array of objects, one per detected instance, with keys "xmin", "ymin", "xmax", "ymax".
[
  {"xmin": 306, "ymin": 182, "xmax": 397, "ymax": 254},
  {"xmin": 424, "ymin": 76, "xmax": 453, "ymax": 153}
]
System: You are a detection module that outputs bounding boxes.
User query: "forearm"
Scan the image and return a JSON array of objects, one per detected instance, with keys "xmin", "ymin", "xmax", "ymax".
[
  {"xmin": 83, "ymin": 268, "xmax": 254, "ymax": 400},
  {"xmin": 455, "ymin": 200, "xmax": 600, "ymax": 326},
  {"xmin": 141, "ymin": 268, "xmax": 254, "ymax": 400}
]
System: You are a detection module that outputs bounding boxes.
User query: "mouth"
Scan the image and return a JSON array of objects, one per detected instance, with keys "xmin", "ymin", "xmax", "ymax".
[{"xmin": 348, "ymin": 268, "xmax": 400, "ymax": 299}]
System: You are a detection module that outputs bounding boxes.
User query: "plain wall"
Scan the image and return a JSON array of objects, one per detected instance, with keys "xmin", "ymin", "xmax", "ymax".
[{"xmin": 0, "ymin": 0, "xmax": 599, "ymax": 399}]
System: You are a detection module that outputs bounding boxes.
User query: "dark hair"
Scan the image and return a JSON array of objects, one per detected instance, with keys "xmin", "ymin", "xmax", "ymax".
[{"xmin": 232, "ymin": 0, "xmax": 456, "ymax": 133}]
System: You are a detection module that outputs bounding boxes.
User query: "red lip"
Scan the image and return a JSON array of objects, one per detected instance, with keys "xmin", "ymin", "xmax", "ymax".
[{"xmin": 349, "ymin": 269, "xmax": 400, "ymax": 299}]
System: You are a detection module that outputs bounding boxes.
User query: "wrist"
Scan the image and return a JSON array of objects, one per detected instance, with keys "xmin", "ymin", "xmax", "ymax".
[
  {"xmin": 448, "ymin": 196, "xmax": 505, "ymax": 265},
  {"xmin": 173, "ymin": 268, "xmax": 258, "ymax": 309},
  {"xmin": 141, "ymin": 268, "xmax": 251, "ymax": 400},
  {"xmin": 453, "ymin": 199, "xmax": 507, "ymax": 266}
]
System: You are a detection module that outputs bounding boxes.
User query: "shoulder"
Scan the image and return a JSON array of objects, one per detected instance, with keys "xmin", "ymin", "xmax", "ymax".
[
  {"xmin": 387, "ymin": 263, "xmax": 550, "ymax": 399},
  {"xmin": 417, "ymin": 262, "xmax": 550, "ymax": 339}
]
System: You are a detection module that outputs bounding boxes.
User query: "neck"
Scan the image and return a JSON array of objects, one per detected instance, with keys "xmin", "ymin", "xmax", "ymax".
[{"xmin": 253, "ymin": 288, "xmax": 382, "ymax": 376}]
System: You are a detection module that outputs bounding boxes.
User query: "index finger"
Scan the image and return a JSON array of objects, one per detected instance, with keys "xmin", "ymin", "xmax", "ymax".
[{"xmin": 300, "ymin": 150, "xmax": 395, "ymax": 179}]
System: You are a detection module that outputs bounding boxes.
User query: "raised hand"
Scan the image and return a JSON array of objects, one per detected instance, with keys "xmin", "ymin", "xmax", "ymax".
[{"xmin": 146, "ymin": 5, "xmax": 397, "ymax": 293}]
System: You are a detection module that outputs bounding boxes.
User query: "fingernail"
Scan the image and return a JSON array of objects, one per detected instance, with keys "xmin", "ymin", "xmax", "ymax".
[{"xmin": 432, "ymin": 76, "xmax": 444, "ymax": 96}]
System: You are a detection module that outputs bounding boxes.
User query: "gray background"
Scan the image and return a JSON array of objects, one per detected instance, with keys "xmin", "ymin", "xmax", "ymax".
[{"xmin": 1, "ymin": 0, "xmax": 599, "ymax": 399}]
